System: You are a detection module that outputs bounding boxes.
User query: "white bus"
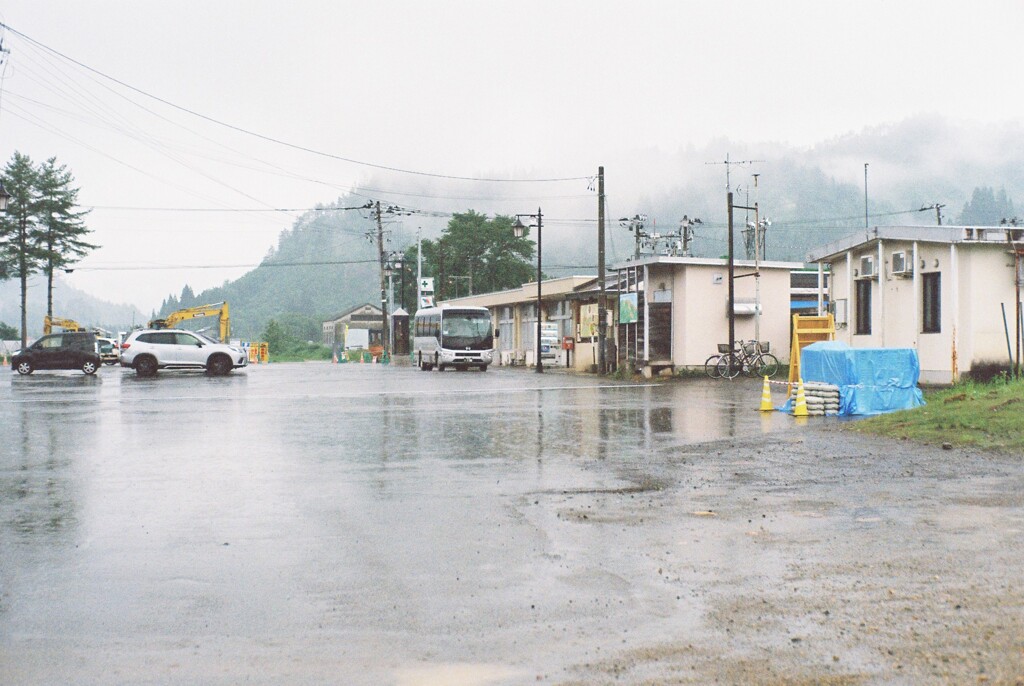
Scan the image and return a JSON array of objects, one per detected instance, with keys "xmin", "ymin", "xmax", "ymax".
[{"xmin": 413, "ymin": 306, "xmax": 495, "ymax": 371}]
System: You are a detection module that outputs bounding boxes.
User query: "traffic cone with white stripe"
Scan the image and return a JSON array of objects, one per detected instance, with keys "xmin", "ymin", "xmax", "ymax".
[
  {"xmin": 792, "ymin": 378, "xmax": 808, "ymax": 417},
  {"xmin": 759, "ymin": 376, "xmax": 773, "ymax": 412}
]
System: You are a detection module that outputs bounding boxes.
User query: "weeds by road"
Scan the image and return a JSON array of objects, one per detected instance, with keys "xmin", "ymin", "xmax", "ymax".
[{"xmin": 849, "ymin": 377, "xmax": 1024, "ymax": 453}]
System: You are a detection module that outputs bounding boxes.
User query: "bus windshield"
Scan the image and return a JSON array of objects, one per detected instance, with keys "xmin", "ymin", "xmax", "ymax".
[{"xmin": 442, "ymin": 311, "xmax": 493, "ymax": 349}]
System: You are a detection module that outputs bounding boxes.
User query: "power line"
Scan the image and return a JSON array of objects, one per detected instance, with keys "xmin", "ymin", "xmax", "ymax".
[
  {"xmin": 1, "ymin": 23, "xmax": 590, "ymax": 184},
  {"xmin": 72, "ymin": 258, "xmax": 380, "ymax": 272}
]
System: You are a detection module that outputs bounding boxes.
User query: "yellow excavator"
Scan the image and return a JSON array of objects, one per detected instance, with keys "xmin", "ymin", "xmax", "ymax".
[
  {"xmin": 148, "ymin": 301, "xmax": 231, "ymax": 343},
  {"xmin": 43, "ymin": 315, "xmax": 83, "ymax": 335}
]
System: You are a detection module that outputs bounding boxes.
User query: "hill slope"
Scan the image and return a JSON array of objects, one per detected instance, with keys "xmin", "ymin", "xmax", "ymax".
[{"xmin": 167, "ymin": 117, "xmax": 1024, "ymax": 339}]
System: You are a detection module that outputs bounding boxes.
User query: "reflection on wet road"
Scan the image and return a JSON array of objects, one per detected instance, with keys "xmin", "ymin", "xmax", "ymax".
[{"xmin": 0, "ymin": 364, "xmax": 799, "ymax": 684}]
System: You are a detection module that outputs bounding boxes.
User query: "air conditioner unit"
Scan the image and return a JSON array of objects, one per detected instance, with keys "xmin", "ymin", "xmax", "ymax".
[
  {"xmin": 859, "ymin": 255, "xmax": 875, "ymax": 279},
  {"xmin": 891, "ymin": 251, "xmax": 910, "ymax": 276}
]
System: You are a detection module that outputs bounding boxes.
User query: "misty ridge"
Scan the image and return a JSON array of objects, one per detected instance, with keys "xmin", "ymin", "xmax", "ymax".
[
  {"xmin": 10, "ymin": 115, "xmax": 1019, "ymax": 339},
  {"xmin": 167, "ymin": 115, "xmax": 1024, "ymax": 339}
]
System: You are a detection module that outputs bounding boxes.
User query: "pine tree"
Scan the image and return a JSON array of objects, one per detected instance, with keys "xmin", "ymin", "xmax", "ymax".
[
  {"xmin": 0, "ymin": 152, "xmax": 45, "ymax": 348},
  {"xmin": 36, "ymin": 157, "xmax": 94, "ymax": 319}
]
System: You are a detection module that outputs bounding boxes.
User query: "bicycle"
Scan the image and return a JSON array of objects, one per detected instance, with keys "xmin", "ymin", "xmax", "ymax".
[
  {"xmin": 703, "ymin": 352, "xmax": 724, "ymax": 378},
  {"xmin": 715, "ymin": 340, "xmax": 779, "ymax": 379}
]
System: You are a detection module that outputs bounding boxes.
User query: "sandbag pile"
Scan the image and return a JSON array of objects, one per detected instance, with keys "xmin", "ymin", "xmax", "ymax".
[{"xmin": 800, "ymin": 381, "xmax": 841, "ymax": 416}]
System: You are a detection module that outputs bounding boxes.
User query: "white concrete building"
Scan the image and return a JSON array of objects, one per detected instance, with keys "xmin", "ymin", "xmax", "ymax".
[
  {"xmin": 613, "ymin": 255, "xmax": 802, "ymax": 375},
  {"xmin": 808, "ymin": 225, "xmax": 1024, "ymax": 384}
]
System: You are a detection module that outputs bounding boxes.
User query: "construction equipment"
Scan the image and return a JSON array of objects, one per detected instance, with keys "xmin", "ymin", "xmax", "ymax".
[
  {"xmin": 43, "ymin": 315, "xmax": 82, "ymax": 335},
  {"xmin": 148, "ymin": 301, "xmax": 231, "ymax": 343},
  {"xmin": 788, "ymin": 313, "xmax": 836, "ymax": 393}
]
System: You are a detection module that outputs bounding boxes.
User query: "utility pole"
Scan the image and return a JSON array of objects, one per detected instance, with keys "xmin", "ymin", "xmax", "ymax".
[
  {"xmin": 727, "ymin": 192, "xmax": 736, "ymax": 368},
  {"xmin": 732, "ymin": 195, "xmax": 760, "ymax": 358},
  {"xmin": 864, "ymin": 163, "xmax": 869, "ymax": 232},
  {"xmin": 920, "ymin": 203, "xmax": 946, "ymax": 226},
  {"xmin": 620, "ymin": 214, "xmax": 648, "ymax": 259},
  {"xmin": 597, "ymin": 166, "xmax": 607, "ymax": 374},
  {"xmin": 375, "ymin": 201, "xmax": 389, "ymax": 356}
]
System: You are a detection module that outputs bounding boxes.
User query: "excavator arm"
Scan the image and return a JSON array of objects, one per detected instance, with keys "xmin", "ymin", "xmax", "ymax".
[
  {"xmin": 148, "ymin": 302, "xmax": 230, "ymax": 342},
  {"xmin": 43, "ymin": 315, "xmax": 82, "ymax": 336}
]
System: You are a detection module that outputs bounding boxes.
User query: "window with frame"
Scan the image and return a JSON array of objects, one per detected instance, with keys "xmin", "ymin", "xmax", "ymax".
[
  {"xmin": 498, "ymin": 306, "xmax": 514, "ymax": 351},
  {"xmin": 855, "ymin": 279, "xmax": 872, "ymax": 335},
  {"xmin": 922, "ymin": 272, "xmax": 941, "ymax": 333}
]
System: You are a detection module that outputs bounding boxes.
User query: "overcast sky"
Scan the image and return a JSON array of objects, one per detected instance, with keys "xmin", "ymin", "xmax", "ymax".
[{"xmin": 1, "ymin": 0, "xmax": 1021, "ymax": 311}]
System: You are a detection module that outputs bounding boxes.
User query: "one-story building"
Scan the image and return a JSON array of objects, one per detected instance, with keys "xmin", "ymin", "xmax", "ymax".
[
  {"xmin": 441, "ymin": 276, "xmax": 614, "ymax": 372},
  {"xmin": 613, "ymin": 255, "xmax": 803, "ymax": 375},
  {"xmin": 321, "ymin": 303, "xmax": 383, "ymax": 348},
  {"xmin": 443, "ymin": 255, "xmax": 802, "ymax": 377},
  {"xmin": 807, "ymin": 225, "xmax": 1024, "ymax": 383}
]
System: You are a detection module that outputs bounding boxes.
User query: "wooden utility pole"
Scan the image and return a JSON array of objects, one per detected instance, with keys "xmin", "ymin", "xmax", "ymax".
[
  {"xmin": 375, "ymin": 201, "xmax": 389, "ymax": 356},
  {"xmin": 598, "ymin": 166, "xmax": 607, "ymax": 374}
]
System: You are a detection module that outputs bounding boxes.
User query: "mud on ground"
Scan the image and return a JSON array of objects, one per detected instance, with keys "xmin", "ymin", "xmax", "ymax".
[{"xmin": 557, "ymin": 424, "xmax": 1024, "ymax": 685}]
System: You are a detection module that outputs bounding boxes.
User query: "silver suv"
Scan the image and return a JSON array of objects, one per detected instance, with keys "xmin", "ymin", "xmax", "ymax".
[{"xmin": 120, "ymin": 329, "xmax": 248, "ymax": 377}]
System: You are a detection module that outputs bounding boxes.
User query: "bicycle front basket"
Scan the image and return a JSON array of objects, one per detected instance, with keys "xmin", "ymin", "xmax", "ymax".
[
  {"xmin": 717, "ymin": 343, "xmax": 730, "ymax": 354},
  {"xmin": 759, "ymin": 341, "xmax": 770, "ymax": 353},
  {"xmin": 742, "ymin": 342, "xmax": 756, "ymax": 355}
]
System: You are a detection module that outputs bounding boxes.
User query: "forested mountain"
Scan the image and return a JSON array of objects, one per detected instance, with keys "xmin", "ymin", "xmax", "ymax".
[
  {"xmin": 163, "ymin": 116, "xmax": 1024, "ymax": 341},
  {"xmin": 0, "ymin": 276, "xmax": 144, "ymax": 338},
  {"xmin": 156, "ymin": 201, "xmax": 390, "ymax": 341}
]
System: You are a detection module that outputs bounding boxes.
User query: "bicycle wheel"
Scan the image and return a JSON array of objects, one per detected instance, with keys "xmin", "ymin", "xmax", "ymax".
[
  {"xmin": 716, "ymin": 353, "xmax": 741, "ymax": 379},
  {"xmin": 755, "ymin": 353, "xmax": 779, "ymax": 378},
  {"xmin": 704, "ymin": 354, "xmax": 722, "ymax": 378}
]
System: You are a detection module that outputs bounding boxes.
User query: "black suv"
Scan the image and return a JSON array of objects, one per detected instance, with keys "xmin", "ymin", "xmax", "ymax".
[{"xmin": 12, "ymin": 331, "xmax": 102, "ymax": 375}]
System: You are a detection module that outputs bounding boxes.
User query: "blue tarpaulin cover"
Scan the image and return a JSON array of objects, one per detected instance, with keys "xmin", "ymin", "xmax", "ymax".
[{"xmin": 784, "ymin": 341, "xmax": 926, "ymax": 416}]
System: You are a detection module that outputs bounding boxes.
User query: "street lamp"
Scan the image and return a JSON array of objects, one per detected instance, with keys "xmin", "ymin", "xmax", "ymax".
[{"xmin": 513, "ymin": 207, "xmax": 543, "ymax": 373}]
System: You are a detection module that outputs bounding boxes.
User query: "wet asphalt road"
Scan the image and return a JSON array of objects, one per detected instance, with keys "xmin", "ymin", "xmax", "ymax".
[{"xmin": 1, "ymin": 362, "xmax": 1021, "ymax": 685}]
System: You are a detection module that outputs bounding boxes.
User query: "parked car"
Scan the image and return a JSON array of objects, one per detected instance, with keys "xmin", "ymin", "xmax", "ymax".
[
  {"xmin": 96, "ymin": 337, "xmax": 120, "ymax": 365},
  {"xmin": 12, "ymin": 331, "xmax": 101, "ymax": 375},
  {"xmin": 119, "ymin": 329, "xmax": 248, "ymax": 377}
]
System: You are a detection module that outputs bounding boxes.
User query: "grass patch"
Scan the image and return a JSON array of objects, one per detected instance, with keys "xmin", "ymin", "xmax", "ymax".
[
  {"xmin": 267, "ymin": 341, "xmax": 334, "ymax": 363},
  {"xmin": 848, "ymin": 377, "xmax": 1024, "ymax": 453}
]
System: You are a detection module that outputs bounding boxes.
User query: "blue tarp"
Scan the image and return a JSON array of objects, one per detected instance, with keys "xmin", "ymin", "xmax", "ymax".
[{"xmin": 784, "ymin": 341, "xmax": 926, "ymax": 416}]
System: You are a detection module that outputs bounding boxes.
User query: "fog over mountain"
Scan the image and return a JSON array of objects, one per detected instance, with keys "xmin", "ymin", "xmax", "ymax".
[
  {"xmin": 0, "ymin": 276, "xmax": 146, "ymax": 339},
  {"xmin": 138, "ymin": 115, "xmax": 1024, "ymax": 339}
]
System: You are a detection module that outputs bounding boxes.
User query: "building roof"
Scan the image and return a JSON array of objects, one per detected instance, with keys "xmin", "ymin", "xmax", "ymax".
[
  {"xmin": 323, "ymin": 303, "xmax": 383, "ymax": 325},
  {"xmin": 440, "ymin": 275, "xmax": 603, "ymax": 308},
  {"xmin": 807, "ymin": 225, "xmax": 1024, "ymax": 262},
  {"xmin": 611, "ymin": 255, "xmax": 804, "ymax": 270}
]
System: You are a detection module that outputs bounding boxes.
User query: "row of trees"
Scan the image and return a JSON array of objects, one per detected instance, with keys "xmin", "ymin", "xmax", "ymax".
[
  {"xmin": 957, "ymin": 186, "xmax": 1016, "ymax": 226},
  {"xmin": 0, "ymin": 152, "xmax": 93, "ymax": 344}
]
